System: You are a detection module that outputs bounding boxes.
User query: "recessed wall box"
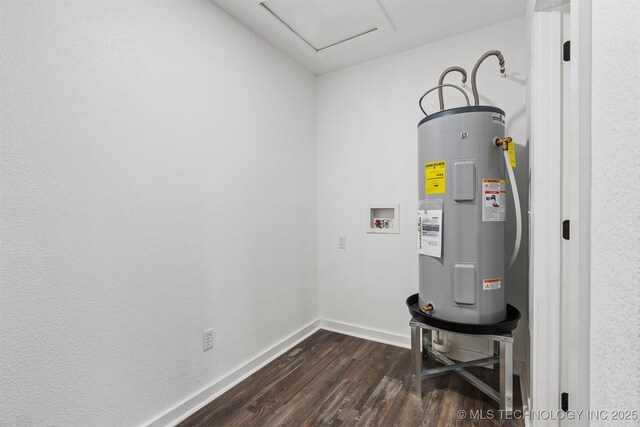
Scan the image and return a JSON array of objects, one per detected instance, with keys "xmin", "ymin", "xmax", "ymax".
[{"xmin": 367, "ymin": 204, "xmax": 399, "ymax": 234}]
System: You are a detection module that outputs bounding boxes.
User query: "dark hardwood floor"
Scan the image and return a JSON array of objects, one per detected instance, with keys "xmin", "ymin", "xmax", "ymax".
[{"xmin": 179, "ymin": 330, "xmax": 523, "ymax": 427}]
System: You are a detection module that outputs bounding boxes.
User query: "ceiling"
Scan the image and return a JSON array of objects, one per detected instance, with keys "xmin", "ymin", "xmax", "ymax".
[{"xmin": 212, "ymin": 0, "xmax": 527, "ymax": 75}]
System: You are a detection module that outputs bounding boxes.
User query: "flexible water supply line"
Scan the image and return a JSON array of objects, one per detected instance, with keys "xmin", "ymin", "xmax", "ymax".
[
  {"xmin": 503, "ymin": 150, "xmax": 521, "ymax": 269},
  {"xmin": 419, "ymin": 84, "xmax": 470, "ymax": 117},
  {"xmin": 437, "ymin": 67, "xmax": 467, "ymax": 111},
  {"xmin": 470, "ymin": 50, "xmax": 505, "ymax": 106}
]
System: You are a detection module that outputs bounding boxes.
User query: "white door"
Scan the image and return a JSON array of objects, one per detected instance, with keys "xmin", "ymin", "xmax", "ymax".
[
  {"xmin": 560, "ymin": 0, "xmax": 592, "ymax": 419},
  {"xmin": 530, "ymin": 0, "xmax": 592, "ymax": 423}
]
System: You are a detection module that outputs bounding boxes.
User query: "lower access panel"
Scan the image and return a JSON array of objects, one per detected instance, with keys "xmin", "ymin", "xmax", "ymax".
[{"xmin": 453, "ymin": 262, "xmax": 477, "ymax": 305}]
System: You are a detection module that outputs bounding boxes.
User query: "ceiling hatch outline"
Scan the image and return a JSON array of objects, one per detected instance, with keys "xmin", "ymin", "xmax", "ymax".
[
  {"xmin": 260, "ymin": 2, "xmax": 378, "ymax": 52},
  {"xmin": 256, "ymin": 0, "xmax": 395, "ymax": 57}
]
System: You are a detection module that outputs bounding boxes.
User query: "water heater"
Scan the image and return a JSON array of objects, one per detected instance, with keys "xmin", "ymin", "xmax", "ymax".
[{"xmin": 417, "ymin": 51, "xmax": 520, "ymax": 325}]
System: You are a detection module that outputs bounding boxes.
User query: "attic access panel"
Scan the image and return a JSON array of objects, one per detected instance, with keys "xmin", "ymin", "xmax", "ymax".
[{"xmin": 260, "ymin": 0, "xmax": 394, "ymax": 54}]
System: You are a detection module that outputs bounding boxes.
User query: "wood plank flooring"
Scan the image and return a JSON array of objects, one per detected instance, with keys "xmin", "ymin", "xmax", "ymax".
[{"xmin": 179, "ymin": 330, "xmax": 523, "ymax": 427}]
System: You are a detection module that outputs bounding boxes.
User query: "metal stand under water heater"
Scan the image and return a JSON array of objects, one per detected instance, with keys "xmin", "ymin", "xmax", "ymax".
[{"xmin": 417, "ymin": 50, "xmax": 522, "ymax": 326}]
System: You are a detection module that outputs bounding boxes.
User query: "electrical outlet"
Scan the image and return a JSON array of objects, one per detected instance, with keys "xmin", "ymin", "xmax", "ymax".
[
  {"xmin": 338, "ymin": 236, "xmax": 346, "ymax": 249},
  {"xmin": 203, "ymin": 329, "xmax": 213, "ymax": 352}
]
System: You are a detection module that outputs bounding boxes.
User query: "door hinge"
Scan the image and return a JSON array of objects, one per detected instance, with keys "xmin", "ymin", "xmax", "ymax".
[
  {"xmin": 562, "ymin": 220, "xmax": 570, "ymax": 240},
  {"xmin": 561, "ymin": 392, "xmax": 569, "ymax": 411},
  {"xmin": 563, "ymin": 41, "xmax": 571, "ymax": 61}
]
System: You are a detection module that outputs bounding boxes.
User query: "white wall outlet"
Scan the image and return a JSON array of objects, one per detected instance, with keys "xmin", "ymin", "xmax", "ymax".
[
  {"xmin": 338, "ymin": 236, "xmax": 346, "ymax": 249},
  {"xmin": 203, "ymin": 328, "xmax": 213, "ymax": 352}
]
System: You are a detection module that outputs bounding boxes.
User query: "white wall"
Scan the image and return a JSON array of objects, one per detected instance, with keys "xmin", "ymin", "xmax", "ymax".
[
  {"xmin": 591, "ymin": 0, "xmax": 640, "ymax": 413},
  {"xmin": 317, "ymin": 17, "xmax": 529, "ymax": 361},
  {"xmin": 0, "ymin": 1, "xmax": 317, "ymax": 426}
]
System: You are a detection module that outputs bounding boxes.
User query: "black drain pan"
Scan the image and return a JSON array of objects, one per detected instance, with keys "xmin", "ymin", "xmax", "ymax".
[{"xmin": 406, "ymin": 293, "xmax": 520, "ymax": 335}]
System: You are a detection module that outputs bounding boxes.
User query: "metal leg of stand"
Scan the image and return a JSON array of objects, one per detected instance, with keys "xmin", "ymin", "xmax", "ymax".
[
  {"xmin": 411, "ymin": 324, "xmax": 422, "ymax": 397},
  {"xmin": 422, "ymin": 328, "xmax": 432, "ymax": 353},
  {"xmin": 500, "ymin": 339, "xmax": 513, "ymax": 414},
  {"xmin": 410, "ymin": 318, "xmax": 514, "ymax": 411}
]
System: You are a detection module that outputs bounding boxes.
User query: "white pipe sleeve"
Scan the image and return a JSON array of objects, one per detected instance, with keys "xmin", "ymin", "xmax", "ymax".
[{"xmin": 504, "ymin": 150, "xmax": 522, "ymax": 269}]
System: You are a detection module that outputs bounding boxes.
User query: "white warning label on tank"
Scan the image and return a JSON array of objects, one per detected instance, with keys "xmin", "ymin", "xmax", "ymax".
[
  {"xmin": 418, "ymin": 209, "xmax": 442, "ymax": 258},
  {"xmin": 491, "ymin": 113, "xmax": 505, "ymax": 125},
  {"xmin": 483, "ymin": 278, "xmax": 501, "ymax": 290},
  {"xmin": 482, "ymin": 179, "xmax": 507, "ymax": 222}
]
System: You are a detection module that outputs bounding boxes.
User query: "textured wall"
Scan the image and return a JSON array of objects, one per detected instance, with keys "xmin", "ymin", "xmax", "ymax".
[
  {"xmin": 0, "ymin": 1, "xmax": 317, "ymax": 425},
  {"xmin": 316, "ymin": 17, "xmax": 529, "ymax": 361},
  {"xmin": 591, "ymin": 0, "xmax": 640, "ymax": 414}
]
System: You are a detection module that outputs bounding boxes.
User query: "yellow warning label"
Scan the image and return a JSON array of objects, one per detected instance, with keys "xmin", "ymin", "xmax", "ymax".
[
  {"xmin": 508, "ymin": 141, "xmax": 517, "ymax": 168},
  {"xmin": 425, "ymin": 160, "xmax": 446, "ymax": 194}
]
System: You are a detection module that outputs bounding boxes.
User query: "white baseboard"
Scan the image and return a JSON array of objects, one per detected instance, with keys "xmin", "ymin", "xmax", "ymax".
[
  {"xmin": 145, "ymin": 319, "xmax": 320, "ymax": 427},
  {"xmin": 146, "ymin": 318, "xmax": 530, "ymax": 427},
  {"xmin": 319, "ymin": 319, "xmax": 410, "ymax": 349}
]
